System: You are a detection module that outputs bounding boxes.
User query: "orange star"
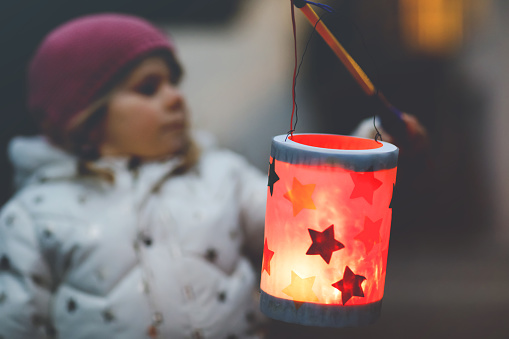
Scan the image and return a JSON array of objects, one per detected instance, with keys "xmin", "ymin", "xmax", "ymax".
[
  {"xmin": 262, "ymin": 239, "xmax": 275, "ymax": 275},
  {"xmin": 349, "ymin": 171, "xmax": 383, "ymax": 204},
  {"xmin": 283, "ymin": 178, "xmax": 316, "ymax": 216},
  {"xmin": 355, "ymin": 217, "xmax": 383, "ymax": 255},
  {"xmin": 282, "ymin": 271, "xmax": 318, "ymax": 309}
]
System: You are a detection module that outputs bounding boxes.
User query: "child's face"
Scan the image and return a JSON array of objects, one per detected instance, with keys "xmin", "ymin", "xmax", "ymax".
[{"xmin": 99, "ymin": 56, "xmax": 189, "ymax": 159}]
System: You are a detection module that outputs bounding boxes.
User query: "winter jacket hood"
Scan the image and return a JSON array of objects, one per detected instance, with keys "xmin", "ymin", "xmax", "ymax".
[{"xmin": 8, "ymin": 135, "xmax": 75, "ymax": 190}]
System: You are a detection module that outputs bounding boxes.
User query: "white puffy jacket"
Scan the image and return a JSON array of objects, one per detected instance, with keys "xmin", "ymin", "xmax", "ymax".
[{"xmin": 0, "ymin": 135, "xmax": 267, "ymax": 339}]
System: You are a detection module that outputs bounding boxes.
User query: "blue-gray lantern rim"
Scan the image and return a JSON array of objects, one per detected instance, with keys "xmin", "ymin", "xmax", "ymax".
[{"xmin": 271, "ymin": 134, "xmax": 399, "ymax": 172}]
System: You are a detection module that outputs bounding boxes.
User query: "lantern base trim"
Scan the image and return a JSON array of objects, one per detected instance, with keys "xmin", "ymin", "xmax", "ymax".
[{"xmin": 260, "ymin": 291, "xmax": 382, "ymax": 327}]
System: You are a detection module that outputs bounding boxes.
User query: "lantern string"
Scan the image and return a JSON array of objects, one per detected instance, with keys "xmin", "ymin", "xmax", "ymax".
[
  {"xmin": 373, "ymin": 109, "xmax": 383, "ymax": 143},
  {"xmin": 289, "ymin": 1, "xmax": 298, "ymax": 139},
  {"xmin": 288, "ymin": 1, "xmax": 329, "ymax": 140},
  {"xmin": 289, "ymin": 0, "xmax": 388, "ymax": 143}
]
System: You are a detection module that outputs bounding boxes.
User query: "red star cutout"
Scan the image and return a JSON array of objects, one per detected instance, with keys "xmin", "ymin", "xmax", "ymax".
[
  {"xmin": 283, "ymin": 178, "xmax": 316, "ymax": 216},
  {"xmin": 332, "ymin": 266, "xmax": 366, "ymax": 305},
  {"xmin": 306, "ymin": 225, "xmax": 345, "ymax": 264},
  {"xmin": 355, "ymin": 217, "xmax": 383, "ymax": 255},
  {"xmin": 349, "ymin": 171, "xmax": 383, "ymax": 204},
  {"xmin": 262, "ymin": 239, "xmax": 275, "ymax": 275}
]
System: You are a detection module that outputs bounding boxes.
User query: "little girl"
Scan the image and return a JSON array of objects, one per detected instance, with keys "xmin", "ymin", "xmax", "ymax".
[{"xmin": 0, "ymin": 14, "xmax": 266, "ymax": 339}]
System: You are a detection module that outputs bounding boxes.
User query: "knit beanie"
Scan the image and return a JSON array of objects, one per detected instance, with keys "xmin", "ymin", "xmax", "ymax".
[{"xmin": 28, "ymin": 13, "xmax": 177, "ymax": 131}]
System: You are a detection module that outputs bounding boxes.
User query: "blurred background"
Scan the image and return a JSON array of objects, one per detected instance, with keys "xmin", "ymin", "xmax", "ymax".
[{"xmin": 0, "ymin": 0, "xmax": 508, "ymax": 338}]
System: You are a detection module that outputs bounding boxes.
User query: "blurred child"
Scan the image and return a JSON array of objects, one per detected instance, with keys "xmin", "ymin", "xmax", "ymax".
[{"xmin": 0, "ymin": 13, "xmax": 266, "ymax": 339}]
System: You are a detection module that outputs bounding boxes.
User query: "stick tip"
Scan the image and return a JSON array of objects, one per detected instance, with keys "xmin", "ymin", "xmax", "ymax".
[{"xmin": 293, "ymin": 0, "xmax": 307, "ymax": 9}]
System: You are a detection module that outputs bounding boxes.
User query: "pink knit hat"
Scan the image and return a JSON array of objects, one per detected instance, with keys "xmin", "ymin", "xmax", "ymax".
[{"xmin": 28, "ymin": 13, "xmax": 177, "ymax": 130}]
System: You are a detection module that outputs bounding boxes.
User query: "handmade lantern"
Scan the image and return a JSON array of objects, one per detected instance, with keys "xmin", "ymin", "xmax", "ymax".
[{"xmin": 260, "ymin": 133, "xmax": 398, "ymax": 327}]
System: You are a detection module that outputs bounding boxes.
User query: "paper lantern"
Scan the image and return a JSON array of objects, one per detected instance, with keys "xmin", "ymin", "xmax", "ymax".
[{"xmin": 260, "ymin": 133, "xmax": 398, "ymax": 327}]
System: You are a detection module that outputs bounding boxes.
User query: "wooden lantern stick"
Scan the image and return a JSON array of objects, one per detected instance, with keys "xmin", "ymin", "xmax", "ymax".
[
  {"xmin": 295, "ymin": 1, "xmax": 375, "ymax": 96},
  {"xmin": 293, "ymin": 0, "xmax": 408, "ymax": 142}
]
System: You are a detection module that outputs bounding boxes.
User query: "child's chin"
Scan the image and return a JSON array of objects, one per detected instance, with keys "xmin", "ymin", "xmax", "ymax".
[{"xmin": 155, "ymin": 136, "xmax": 189, "ymax": 158}]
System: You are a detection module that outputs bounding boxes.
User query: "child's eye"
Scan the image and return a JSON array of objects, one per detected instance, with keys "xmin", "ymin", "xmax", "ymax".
[{"xmin": 135, "ymin": 75, "xmax": 162, "ymax": 96}]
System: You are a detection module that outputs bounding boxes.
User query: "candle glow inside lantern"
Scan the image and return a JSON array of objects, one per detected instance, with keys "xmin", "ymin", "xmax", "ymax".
[{"xmin": 260, "ymin": 133, "xmax": 398, "ymax": 327}]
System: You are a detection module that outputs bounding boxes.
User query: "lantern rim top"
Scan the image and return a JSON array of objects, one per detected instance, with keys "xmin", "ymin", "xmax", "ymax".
[
  {"xmin": 277, "ymin": 134, "xmax": 398, "ymax": 154},
  {"xmin": 271, "ymin": 134, "xmax": 399, "ymax": 170}
]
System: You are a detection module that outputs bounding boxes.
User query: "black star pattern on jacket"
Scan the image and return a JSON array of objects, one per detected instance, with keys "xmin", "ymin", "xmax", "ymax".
[
  {"xmin": 102, "ymin": 309, "xmax": 115, "ymax": 322},
  {"xmin": 218, "ymin": 291, "xmax": 227, "ymax": 302},
  {"xmin": 0, "ymin": 292, "xmax": 6, "ymax": 304},
  {"xmin": 67, "ymin": 298, "xmax": 77, "ymax": 313},
  {"xmin": 0, "ymin": 255, "xmax": 10, "ymax": 270},
  {"xmin": 205, "ymin": 248, "xmax": 218, "ymax": 262}
]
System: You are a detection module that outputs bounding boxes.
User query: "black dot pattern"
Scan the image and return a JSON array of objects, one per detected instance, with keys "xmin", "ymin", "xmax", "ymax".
[
  {"xmin": 0, "ymin": 256, "xmax": 10, "ymax": 270},
  {"xmin": 139, "ymin": 233, "xmax": 153, "ymax": 247},
  {"xmin": 31, "ymin": 314, "xmax": 45, "ymax": 327},
  {"xmin": 67, "ymin": 298, "xmax": 77, "ymax": 313},
  {"xmin": 31, "ymin": 274, "xmax": 45, "ymax": 287},
  {"xmin": 143, "ymin": 237, "xmax": 153, "ymax": 247},
  {"xmin": 43, "ymin": 229, "xmax": 53, "ymax": 238},
  {"xmin": 102, "ymin": 309, "xmax": 115, "ymax": 322},
  {"xmin": 245, "ymin": 311, "xmax": 256, "ymax": 323},
  {"xmin": 0, "ymin": 292, "xmax": 6, "ymax": 304},
  {"xmin": 205, "ymin": 249, "xmax": 217, "ymax": 262}
]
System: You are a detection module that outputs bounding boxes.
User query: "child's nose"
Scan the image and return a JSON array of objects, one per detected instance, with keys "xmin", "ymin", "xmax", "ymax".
[{"xmin": 161, "ymin": 83, "xmax": 184, "ymax": 109}]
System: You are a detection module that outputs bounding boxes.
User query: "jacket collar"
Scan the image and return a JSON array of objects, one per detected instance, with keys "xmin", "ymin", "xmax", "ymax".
[{"xmin": 8, "ymin": 136, "xmax": 183, "ymax": 197}]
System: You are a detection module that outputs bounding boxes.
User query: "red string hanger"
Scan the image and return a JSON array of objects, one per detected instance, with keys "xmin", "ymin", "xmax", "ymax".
[{"xmin": 288, "ymin": 0, "xmax": 408, "ymax": 144}]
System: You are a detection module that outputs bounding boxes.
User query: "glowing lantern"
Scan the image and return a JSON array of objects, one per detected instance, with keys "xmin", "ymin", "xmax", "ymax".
[{"xmin": 260, "ymin": 133, "xmax": 398, "ymax": 327}]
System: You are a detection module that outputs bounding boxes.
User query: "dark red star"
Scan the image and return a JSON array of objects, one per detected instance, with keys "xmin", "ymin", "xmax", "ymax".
[
  {"xmin": 267, "ymin": 158, "xmax": 280, "ymax": 197},
  {"xmin": 306, "ymin": 225, "xmax": 345, "ymax": 264},
  {"xmin": 349, "ymin": 170, "xmax": 383, "ymax": 204},
  {"xmin": 332, "ymin": 266, "xmax": 366, "ymax": 305},
  {"xmin": 262, "ymin": 239, "xmax": 275, "ymax": 275}
]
